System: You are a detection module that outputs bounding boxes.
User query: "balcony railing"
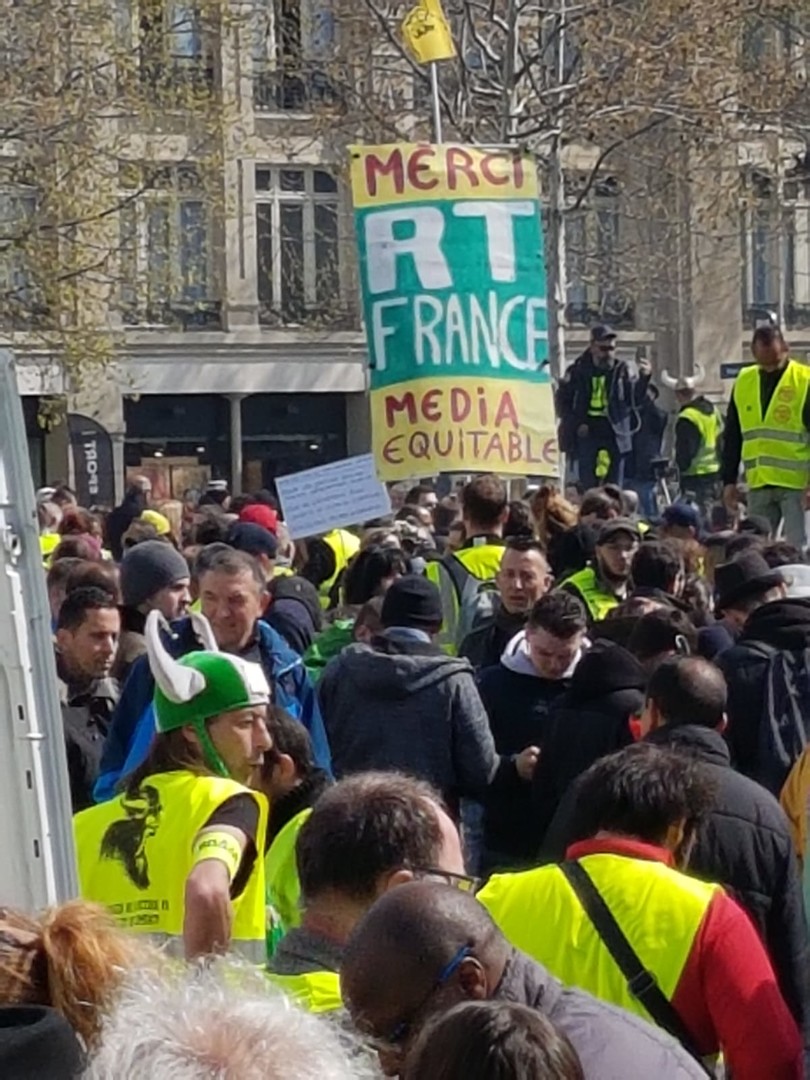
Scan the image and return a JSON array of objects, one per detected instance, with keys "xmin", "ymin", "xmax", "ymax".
[{"xmin": 253, "ymin": 64, "xmax": 343, "ymax": 112}]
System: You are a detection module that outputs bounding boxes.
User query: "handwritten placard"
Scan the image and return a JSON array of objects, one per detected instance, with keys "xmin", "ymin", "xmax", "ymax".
[{"xmin": 275, "ymin": 454, "xmax": 392, "ymax": 540}]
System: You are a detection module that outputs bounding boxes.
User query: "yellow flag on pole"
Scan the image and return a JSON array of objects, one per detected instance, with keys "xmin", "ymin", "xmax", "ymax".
[{"xmin": 402, "ymin": 0, "xmax": 456, "ymax": 64}]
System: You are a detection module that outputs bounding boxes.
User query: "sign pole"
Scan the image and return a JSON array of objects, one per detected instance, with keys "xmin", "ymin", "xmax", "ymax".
[{"xmin": 430, "ymin": 62, "xmax": 443, "ymax": 142}]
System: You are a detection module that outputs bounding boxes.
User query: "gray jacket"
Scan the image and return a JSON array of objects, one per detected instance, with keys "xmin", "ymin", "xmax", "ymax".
[
  {"xmin": 318, "ymin": 636, "xmax": 499, "ymax": 803},
  {"xmin": 498, "ymin": 948, "xmax": 708, "ymax": 1079}
]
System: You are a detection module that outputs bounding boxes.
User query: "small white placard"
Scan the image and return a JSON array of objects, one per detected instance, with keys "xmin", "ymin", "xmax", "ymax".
[{"xmin": 276, "ymin": 454, "xmax": 392, "ymax": 540}]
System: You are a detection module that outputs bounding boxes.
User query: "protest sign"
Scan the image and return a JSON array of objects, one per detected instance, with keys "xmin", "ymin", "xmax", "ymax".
[
  {"xmin": 350, "ymin": 143, "xmax": 557, "ymax": 480},
  {"xmin": 275, "ymin": 453, "xmax": 391, "ymax": 539}
]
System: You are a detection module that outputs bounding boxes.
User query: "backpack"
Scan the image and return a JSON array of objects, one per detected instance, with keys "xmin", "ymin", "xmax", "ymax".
[
  {"xmin": 757, "ymin": 645, "xmax": 810, "ymax": 795},
  {"xmin": 441, "ymin": 554, "xmax": 499, "ymax": 647}
]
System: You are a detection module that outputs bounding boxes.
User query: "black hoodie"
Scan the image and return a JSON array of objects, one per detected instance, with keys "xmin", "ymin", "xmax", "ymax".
[
  {"xmin": 718, "ymin": 598, "xmax": 810, "ymax": 786},
  {"xmin": 646, "ymin": 724, "xmax": 810, "ymax": 1034},
  {"xmin": 528, "ymin": 643, "xmax": 647, "ymax": 854}
]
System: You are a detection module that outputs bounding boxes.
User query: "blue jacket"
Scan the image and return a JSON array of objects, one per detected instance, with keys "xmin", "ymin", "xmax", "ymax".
[{"xmin": 94, "ymin": 618, "xmax": 331, "ymax": 802}]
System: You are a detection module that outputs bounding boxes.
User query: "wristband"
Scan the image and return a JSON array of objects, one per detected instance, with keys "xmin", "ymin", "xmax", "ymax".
[{"xmin": 192, "ymin": 831, "xmax": 243, "ymax": 882}]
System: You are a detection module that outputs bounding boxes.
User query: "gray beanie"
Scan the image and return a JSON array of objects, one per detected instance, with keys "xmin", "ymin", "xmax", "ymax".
[{"xmin": 121, "ymin": 540, "xmax": 190, "ymax": 608}]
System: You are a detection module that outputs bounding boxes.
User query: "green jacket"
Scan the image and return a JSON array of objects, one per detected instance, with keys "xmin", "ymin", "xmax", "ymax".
[{"xmin": 303, "ymin": 619, "xmax": 355, "ymax": 682}]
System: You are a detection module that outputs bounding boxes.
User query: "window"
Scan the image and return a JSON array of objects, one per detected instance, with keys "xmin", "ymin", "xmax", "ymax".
[
  {"xmin": 254, "ymin": 166, "xmax": 341, "ymax": 325},
  {"xmin": 741, "ymin": 169, "xmax": 810, "ymax": 328},
  {"xmin": 118, "ymin": 163, "xmax": 219, "ymax": 328},
  {"xmin": 0, "ymin": 188, "xmax": 46, "ymax": 328},
  {"xmin": 115, "ymin": 0, "xmax": 212, "ymax": 95},
  {"xmin": 563, "ymin": 176, "xmax": 634, "ymax": 327},
  {"xmin": 252, "ymin": 0, "xmax": 340, "ymax": 111}
]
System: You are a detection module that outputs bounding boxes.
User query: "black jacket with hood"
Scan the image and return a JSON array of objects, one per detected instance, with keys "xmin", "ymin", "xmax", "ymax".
[
  {"xmin": 717, "ymin": 598, "xmax": 810, "ymax": 787},
  {"xmin": 646, "ymin": 724, "xmax": 810, "ymax": 1034},
  {"xmin": 530, "ymin": 642, "xmax": 646, "ymax": 855},
  {"xmin": 477, "ymin": 630, "xmax": 579, "ymax": 868},
  {"xmin": 318, "ymin": 631, "xmax": 503, "ymax": 806}
]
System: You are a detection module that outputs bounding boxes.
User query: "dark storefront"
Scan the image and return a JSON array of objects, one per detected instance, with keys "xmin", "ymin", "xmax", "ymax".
[{"xmin": 124, "ymin": 392, "xmax": 348, "ymax": 496}]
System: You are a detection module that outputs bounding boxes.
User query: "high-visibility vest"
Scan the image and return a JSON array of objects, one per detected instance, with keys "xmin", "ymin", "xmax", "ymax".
[
  {"xmin": 318, "ymin": 529, "xmax": 361, "ymax": 610},
  {"xmin": 265, "ymin": 807, "xmax": 311, "ymax": 960},
  {"xmin": 732, "ymin": 360, "xmax": 810, "ymax": 490},
  {"xmin": 588, "ymin": 374, "xmax": 609, "ymax": 417},
  {"xmin": 74, "ymin": 770, "xmax": 268, "ymax": 961},
  {"xmin": 560, "ymin": 566, "xmax": 618, "ymax": 621},
  {"xmin": 267, "ymin": 969, "xmax": 343, "ymax": 1014},
  {"xmin": 478, "ymin": 853, "xmax": 720, "ymax": 1029},
  {"xmin": 679, "ymin": 404, "xmax": 722, "ymax": 477},
  {"xmin": 425, "ymin": 540, "xmax": 505, "ymax": 654}
]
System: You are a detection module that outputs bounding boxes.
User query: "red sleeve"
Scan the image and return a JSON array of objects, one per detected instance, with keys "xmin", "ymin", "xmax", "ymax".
[{"xmin": 672, "ymin": 892, "xmax": 803, "ymax": 1080}]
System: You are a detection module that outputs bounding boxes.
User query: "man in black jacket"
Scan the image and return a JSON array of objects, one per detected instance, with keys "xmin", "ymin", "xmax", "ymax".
[
  {"xmin": 568, "ymin": 325, "xmax": 651, "ymax": 490},
  {"xmin": 531, "ymin": 641, "xmax": 647, "ymax": 855},
  {"xmin": 641, "ymin": 656, "xmax": 810, "ymax": 1034},
  {"xmin": 713, "ymin": 553, "xmax": 806, "ymax": 789},
  {"xmin": 477, "ymin": 591, "xmax": 587, "ymax": 872}
]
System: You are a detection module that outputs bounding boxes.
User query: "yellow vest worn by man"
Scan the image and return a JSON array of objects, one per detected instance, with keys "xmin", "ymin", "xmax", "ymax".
[
  {"xmin": 732, "ymin": 360, "xmax": 810, "ymax": 490},
  {"xmin": 267, "ymin": 969, "xmax": 343, "ymax": 1014},
  {"xmin": 679, "ymin": 404, "xmax": 722, "ymax": 477},
  {"xmin": 426, "ymin": 537, "xmax": 504, "ymax": 654},
  {"xmin": 478, "ymin": 850, "xmax": 719, "ymax": 1027},
  {"xmin": 559, "ymin": 566, "xmax": 618, "ymax": 622},
  {"xmin": 265, "ymin": 807, "xmax": 311, "ymax": 960},
  {"xmin": 75, "ymin": 770, "xmax": 269, "ymax": 960},
  {"xmin": 318, "ymin": 529, "xmax": 361, "ymax": 610}
]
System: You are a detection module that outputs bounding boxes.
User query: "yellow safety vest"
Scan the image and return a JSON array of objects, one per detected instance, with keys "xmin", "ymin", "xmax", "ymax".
[
  {"xmin": 560, "ymin": 566, "xmax": 618, "ymax": 621},
  {"xmin": 478, "ymin": 854, "xmax": 719, "ymax": 1028},
  {"xmin": 679, "ymin": 404, "xmax": 722, "ymax": 477},
  {"xmin": 732, "ymin": 360, "xmax": 810, "ymax": 490},
  {"xmin": 425, "ymin": 540, "xmax": 505, "ymax": 654},
  {"xmin": 74, "ymin": 770, "xmax": 268, "ymax": 960},
  {"xmin": 265, "ymin": 807, "xmax": 311, "ymax": 960},
  {"xmin": 588, "ymin": 374, "xmax": 608, "ymax": 417},
  {"xmin": 40, "ymin": 533, "xmax": 60, "ymax": 567},
  {"xmin": 267, "ymin": 969, "xmax": 343, "ymax": 1014},
  {"xmin": 318, "ymin": 529, "xmax": 361, "ymax": 610}
]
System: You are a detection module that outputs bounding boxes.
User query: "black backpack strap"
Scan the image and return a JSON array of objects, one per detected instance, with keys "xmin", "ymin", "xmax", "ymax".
[{"xmin": 560, "ymin": 860, "xmax": 711, "ymax": 1072}]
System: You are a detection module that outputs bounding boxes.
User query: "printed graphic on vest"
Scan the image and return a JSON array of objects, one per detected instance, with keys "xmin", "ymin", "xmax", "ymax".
[{"xmin": 100, "ymin": 785, "xmax": 163, "ymax": 889}]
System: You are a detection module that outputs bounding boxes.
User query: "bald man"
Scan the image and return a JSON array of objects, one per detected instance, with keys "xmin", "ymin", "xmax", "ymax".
[
  {"xmin": 341, "ymin": 881, "xmax": 707, "ymax": 1079},
  {"xmin": 544, "ymin": 656, "xmax": 809, "ymax": 1039}
]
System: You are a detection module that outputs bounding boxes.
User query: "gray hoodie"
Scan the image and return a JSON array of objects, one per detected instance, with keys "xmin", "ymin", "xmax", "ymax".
[
  {"xmin": 318, "ymin": 636, "xmax": 499, "ymax": 802},
  {"xmin": 499, "ymin": 948, "xmax": 709, "ymax": 1079}
]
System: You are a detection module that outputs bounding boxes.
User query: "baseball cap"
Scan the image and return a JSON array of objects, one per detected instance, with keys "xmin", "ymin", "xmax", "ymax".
[
  {"xmin": 596, "ymin": 518, "xmax": 641, "ymax": 545},
  {"xmin": 226, "ymin": 522, "xmax": 278, "ymax": 559},
  {"xmin": 591, "ymin": 324, "xmax": 617, "ymax": 344},
  {"xmin": 661, "ymin": 502, "xmax": 701, "ymax": 532},
  {"xmin": 239, "ymin": 503, "xmax": 279, "ymax": 535}
]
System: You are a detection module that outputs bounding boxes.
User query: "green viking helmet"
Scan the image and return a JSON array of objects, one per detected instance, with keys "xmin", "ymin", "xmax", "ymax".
[{"xmin": 145, "ymin": 610, "xmax": 270, "ymax": 778}]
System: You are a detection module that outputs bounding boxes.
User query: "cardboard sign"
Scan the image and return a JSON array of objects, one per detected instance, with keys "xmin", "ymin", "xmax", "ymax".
[
  {"xmin": 349, "ymin": 143, "xmax": 558, "ymax": 480},
  {"xmin": 275, "ymin": 454, "xmax": 392, "ymax": 539}
]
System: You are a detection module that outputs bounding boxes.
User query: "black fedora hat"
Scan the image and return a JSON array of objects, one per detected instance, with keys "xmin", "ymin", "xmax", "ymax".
[{"xmin": 715, "ymin": 551, "xmax": 784, "ymax": 614}]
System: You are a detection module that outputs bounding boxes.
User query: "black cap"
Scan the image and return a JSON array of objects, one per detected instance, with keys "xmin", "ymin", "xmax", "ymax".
[
  {"xmin": 715, "ymin": 551, "xmax": 784, "ymax": 614},
  {"xmin": 596, "ymin": 518, "xmax": 641, "ymax": 545},
  {"xmin": 381, "ymin": 574, "xmax": 443, "ymax": 631},
  {"xmin": 226, "ymin": 522, "xmax": 279, "ymax": 559},
  {"xmin": 591, "ymin": 324, "xmax": 617, "ymax": 343}
]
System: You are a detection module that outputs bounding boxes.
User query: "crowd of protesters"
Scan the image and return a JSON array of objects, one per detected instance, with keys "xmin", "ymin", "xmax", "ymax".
[{"xmin": 5, "ymin": 463, "xmax": 810, "ymax": 1079}]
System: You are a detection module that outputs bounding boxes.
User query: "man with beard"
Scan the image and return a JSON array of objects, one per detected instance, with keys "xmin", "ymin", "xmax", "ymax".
[{"xmin": 559, "ymin": 519, "xmax": 640, "ymax": 622}]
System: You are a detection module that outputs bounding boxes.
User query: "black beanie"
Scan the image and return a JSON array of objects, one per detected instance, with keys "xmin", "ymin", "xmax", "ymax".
[
  {"xmin": 381, "ymin": 574, "xmax": 443, "ymax": 630},
  {"xmin": 121, "ymin": 540, "xmax": 190, "ymax": 608},
  {"xmin": 0, "ymin": 1005, "xmax": 83, "ymax": 1080}
]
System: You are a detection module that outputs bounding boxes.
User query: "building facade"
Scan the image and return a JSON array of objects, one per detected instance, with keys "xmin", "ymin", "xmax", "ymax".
[{"xmin": 8, "ymin": 0, "xmax": 810, "ymax": 494}]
